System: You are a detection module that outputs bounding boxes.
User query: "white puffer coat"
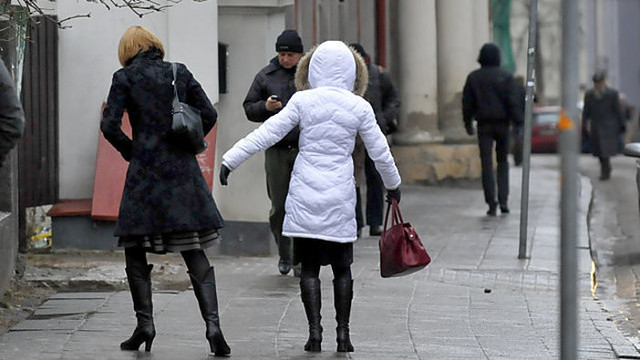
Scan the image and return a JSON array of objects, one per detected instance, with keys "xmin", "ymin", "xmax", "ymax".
[{"xmin": 222, "ymin": 41, "xmax": 401, "ymax": 243}]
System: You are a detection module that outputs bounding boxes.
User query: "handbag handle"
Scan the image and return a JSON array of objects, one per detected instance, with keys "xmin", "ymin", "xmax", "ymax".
[{"xmin": 382, "ymin": 199, "xmax": 404, "ymax": 231}]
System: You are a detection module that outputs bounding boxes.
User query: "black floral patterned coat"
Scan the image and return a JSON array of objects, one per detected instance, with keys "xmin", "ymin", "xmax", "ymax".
[{"xmin": 101, "ymin": 48, "xmax": 224, "ymax": 237}]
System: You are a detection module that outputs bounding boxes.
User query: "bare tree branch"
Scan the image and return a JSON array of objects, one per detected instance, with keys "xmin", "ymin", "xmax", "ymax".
[{"xmin": 1, "ymin": 0, "xmax": 191, "ymax": 26}]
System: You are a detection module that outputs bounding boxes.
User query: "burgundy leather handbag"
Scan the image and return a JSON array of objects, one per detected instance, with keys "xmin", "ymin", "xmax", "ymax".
[{"xmin": 379, "ymin": 199, "xmax": 431, "ymax": 278}]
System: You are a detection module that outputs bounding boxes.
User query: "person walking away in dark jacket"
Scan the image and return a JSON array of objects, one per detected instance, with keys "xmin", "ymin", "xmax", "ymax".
[
  {"xmin": 0, "ymin": 58, "xmax": 25, "ymax": 168},
  {"xmin": 462, "ymin": 43, "xmax": 522, "ymax": 216},
  {"xmin": 101, "ymin": 26, "xmax": 230, "ymax": 356},
  {"xmin": 243, "ymin": 29, "xmax": 303, "ymax": 275},
  {"xmin": 220, "ymin": 41, "xmax": 401, "ymax": 353},
  {"xmin": 582, "ymin": 71, "xmax": 624, "ymax": 180},
  {"xmin": 349, "ymin": 43, "xmax": 400, "ymax": 236}
]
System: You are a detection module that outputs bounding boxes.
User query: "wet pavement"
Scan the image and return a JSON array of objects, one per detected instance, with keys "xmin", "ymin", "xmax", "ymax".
[
  {"xmin": 581, "ymin": 154, "xmax": 640, "ymax": 350},
  {"xmin": 1, "ymin": 155, "xmax": 639, "ymax": 359}
]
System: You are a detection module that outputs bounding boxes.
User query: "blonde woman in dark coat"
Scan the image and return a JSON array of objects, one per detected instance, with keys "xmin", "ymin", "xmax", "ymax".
[{"xmin": 101, "ymin": 26, "xmax": 230, "ymax": 356}]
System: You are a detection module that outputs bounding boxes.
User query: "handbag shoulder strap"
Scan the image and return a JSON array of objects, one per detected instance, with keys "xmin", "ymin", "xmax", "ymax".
[{"xmin": 171, "ymin": 63, "xmax": 180, "ymax": 103}]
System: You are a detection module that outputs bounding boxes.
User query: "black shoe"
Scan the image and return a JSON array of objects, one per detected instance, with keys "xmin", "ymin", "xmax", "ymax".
[
  {"xmin": 599, "ymin": 174, "xmax": 610, "ymax": 181},
  {"xmin": 500, "ymin": 205, "xmax": 510, "ymax": 214},
  {"xmin": 278, "ymin": 258, "xmax": 291, "ymax": 275},
  {"xmin": 486, "ymin": 205, "xmax": 497, "ymax": 216},
  {"xmin": 369, "ymin": 225, "xmax": 383, "ymax": 236}
]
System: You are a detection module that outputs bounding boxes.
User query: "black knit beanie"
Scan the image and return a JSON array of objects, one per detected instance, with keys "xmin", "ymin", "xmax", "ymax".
[
  {"xmin": 349, "ymin": 43, "xmax": 370, "ymax": 63},
  {"xmin": 275, "ymin": 30, "xmax": 303, "ymax": 53}
]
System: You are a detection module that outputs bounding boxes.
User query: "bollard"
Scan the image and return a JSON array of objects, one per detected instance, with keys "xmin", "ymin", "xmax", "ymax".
[{"xmin": 518, "ymin": 0, "xmax": 538, "ymax": 259}]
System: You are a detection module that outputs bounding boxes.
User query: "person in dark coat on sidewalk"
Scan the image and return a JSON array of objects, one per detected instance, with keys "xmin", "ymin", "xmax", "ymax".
[
  {"xmin": 0, "ymin": 58, "xmax": 24, "ymax": 168},
  {"xmin": 242, "ymin": 29, "xmax": 304, "ymax": 276},
  {"xmin": 101, "ymin": 26, "xmax": 230, "ymax": 356},
  {"xmin": 462, "ymin": 43, "xmax": 522, "ymax": 216},
  {"xmin": 582, "ymin": 71, "xmax": 624, "ymax": 180},
  {"xmin": 349, "ymin": 43, "xmax": 400, "ymax": 237}
]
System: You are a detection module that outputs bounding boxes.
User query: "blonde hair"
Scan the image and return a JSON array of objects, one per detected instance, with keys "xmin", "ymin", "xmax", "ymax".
[{"xmin": 118, "ymin": 26, "xmax": 165, "ymax": 67}]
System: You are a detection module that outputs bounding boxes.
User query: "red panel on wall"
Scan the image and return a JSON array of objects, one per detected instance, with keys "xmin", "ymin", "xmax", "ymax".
[
  {"xmin": 91, "ymin": 106, "xmax": 217, "ymax": 221},
  {"xmin": 91, "ymin": 110, "xmax": 132, "ymax": 221}
]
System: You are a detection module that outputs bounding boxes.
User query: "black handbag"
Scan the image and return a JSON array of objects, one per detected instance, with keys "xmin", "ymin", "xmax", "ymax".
[{"xmin": 171, "ymin": 63, "xmax": 207, "ymax": 154}]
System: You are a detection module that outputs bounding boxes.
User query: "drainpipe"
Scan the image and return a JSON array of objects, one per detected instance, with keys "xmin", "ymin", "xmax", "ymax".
[{"xmin": 375, "ymin": 0, "xmax": 386, "ymax": 67}]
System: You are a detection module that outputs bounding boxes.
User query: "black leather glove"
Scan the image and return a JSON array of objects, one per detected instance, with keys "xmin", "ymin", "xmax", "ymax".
[
  {"xmin": 219, "ymin": 164, "xmax": 231, "ymax": 186},
  {"xmin": 465, "ymin": 123, "xmax": 475, "ymax": 136},
  {"xmin": 386, "ymin": 188, "xmax": 401, "ymax": 204}
]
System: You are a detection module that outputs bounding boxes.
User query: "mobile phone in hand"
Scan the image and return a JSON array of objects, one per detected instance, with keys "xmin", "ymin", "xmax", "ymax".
[{"xmin": 270, "ymin": 95, "xmax": 280, "ymax": 101}]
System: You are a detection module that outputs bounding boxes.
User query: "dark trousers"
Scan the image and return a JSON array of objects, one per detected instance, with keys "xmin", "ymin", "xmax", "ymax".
[
  {"xmin": 363, "ymin": 153, "xmax": 384, "ymax": 227},
  {"xmin": 265, "ymin": 146, "xmax": 298, "ymax": 262},
  {"xmin": 599, "ymin": 157, "xmax": 611, "ymax": 179},
  {"xmin": 477, "ymin": 123, "xmax": 510, "ymax": 207}
]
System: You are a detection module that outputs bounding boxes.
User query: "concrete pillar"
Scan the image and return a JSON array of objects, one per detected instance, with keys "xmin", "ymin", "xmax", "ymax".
[
  {"xmin": 436, "ymin": 0, "xmax": 489, "ymax": 143},
  {"xmin": 393, "ymin": 0, "xmax": 442, "ymax": 145},
  {"xmin": 473, "ymin": 1, "xmax": 491, "ymax": 53}
]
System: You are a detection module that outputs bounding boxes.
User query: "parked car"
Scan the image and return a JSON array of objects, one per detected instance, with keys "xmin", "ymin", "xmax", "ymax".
[
  {"xmin": 531, "ymin": 106, "xmax": 561, "ymax": 153},
  {"xmin": 519, "ymin": 105, "xmax": 588, "ymax": 155}
]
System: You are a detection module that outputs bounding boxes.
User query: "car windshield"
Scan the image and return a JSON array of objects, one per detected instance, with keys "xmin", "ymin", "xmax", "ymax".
[{"xmin": 534, "ymin": 112, "xmax": 559, "ymax": 125}]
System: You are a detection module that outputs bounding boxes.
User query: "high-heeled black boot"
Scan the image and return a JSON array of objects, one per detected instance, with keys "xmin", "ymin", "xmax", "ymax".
[
  {"xmin": 300, "ymin": 277, "xmax": 322, "ymax": 352},
  {"xmin": 189, "ymin": 266, "xmax": 231, "ymax": 357},
  {"xmin": 121, "ymin": 264, "xmax": 155, "ymax": 352},
  {"xmin": 334, "ymin": 278, "xmax": 354, "ymax": 352}
]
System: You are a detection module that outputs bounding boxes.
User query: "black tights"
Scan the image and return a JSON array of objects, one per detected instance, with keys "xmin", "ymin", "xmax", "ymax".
[
  {"xmin": 300, "ymin": 262, "xmax": 352, "ymax": 282},
  {"xmin": 124, "ymin": 247, "xmax": 211, "ymax": 278}
]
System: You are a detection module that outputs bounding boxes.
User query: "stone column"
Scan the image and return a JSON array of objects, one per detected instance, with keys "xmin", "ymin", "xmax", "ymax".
[
  {"xmin": 473, "ymin": 1, "xmax": 491, "ymax": 52},
  {"xmin": 393, "ymin": 0, "xmax": 442, "ymax": 145},
  {"xmin": 436, "ymin": 0, "xmax": 490, "ymax": 143}
]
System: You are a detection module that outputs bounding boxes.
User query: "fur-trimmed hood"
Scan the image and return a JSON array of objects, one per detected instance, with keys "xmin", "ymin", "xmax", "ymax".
[{"xmin": 295, "ymin": 41, "xmax": 368, "ymax": 96}]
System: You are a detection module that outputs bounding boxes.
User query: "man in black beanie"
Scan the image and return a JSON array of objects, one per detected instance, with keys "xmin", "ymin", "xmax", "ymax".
[
  {"xmin": 349, "ymin": 43, "xmax": 400, "ymax": 236},
  {"xmin": 243, "ymin": 29, "xmax": 304, "ymax": 275},
  {"xmin": 462, "ymin": 43, "xmax": 521, "ymax": 216}
]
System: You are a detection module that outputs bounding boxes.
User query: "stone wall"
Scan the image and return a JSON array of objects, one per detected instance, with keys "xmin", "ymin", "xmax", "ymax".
[{"xmin": 393, "ymin": 143, "xmax": 481, "ymax": 185}]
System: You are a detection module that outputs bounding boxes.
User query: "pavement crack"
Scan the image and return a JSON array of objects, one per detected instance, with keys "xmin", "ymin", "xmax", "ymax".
[
  {"xmin": 59, "ymin": 292, "xmax": 116, "ymax": 354},
  {"xmin": 275, "ymin": 293, "xmax": 297, "ymax": 358},
  {"xmin": 468, "ymin": 290, "xmax": 491, "ymax": 360},
  {"xmin": 523, "ymin": 292, "xmax": 552, "ymax": 354},
  {"xmin": 406, "ymin": 279, "xmax": 421, "ymax": 360}
]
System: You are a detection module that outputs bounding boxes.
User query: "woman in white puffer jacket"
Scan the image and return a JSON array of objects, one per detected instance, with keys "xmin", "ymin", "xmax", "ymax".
[{"xmin": 220, "ymin": 40, "xmax": 401, "ymax": 353}]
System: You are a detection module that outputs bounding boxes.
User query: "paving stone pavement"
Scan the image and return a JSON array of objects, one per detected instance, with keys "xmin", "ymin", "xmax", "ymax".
[{"xmin": 1, "ymin": 156, "xmax": 638, "ymax": 359}]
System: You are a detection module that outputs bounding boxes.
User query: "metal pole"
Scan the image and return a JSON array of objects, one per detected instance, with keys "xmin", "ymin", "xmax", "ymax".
[
  {"xmin": 560, "ymin": 0, "xmax": 580, "ymax": 359},
  {"xmin": 518, "ymin": 0, "xmax": 538, "ymax": 259}
]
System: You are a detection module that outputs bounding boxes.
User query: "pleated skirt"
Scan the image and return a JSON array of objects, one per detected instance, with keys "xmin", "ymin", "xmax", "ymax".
[{"xmin": 119, "ymin": 228, "xmax": 219, "ymax": 254}]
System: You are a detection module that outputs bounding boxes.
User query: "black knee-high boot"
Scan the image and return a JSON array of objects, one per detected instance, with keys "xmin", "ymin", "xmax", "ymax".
[
  {"xmin": 334, "ymin": 278, "xmax": 354, "ymax": 352},
  {"xmin": 300, "ymin": 277, "xmax": 322, "ymax": 352},
  {"xmin": 188, "ymin": 266, "xmax": 231, "ymax": 357},
  {"xmin": 121, "ymin": 264, "xmax": 155, "ymax": 352}
]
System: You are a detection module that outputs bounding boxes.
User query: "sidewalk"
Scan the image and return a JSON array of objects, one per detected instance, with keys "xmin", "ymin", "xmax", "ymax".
[{"xmin": 1, "ymin": 156, "xmax": 638, "ymax": 359}]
